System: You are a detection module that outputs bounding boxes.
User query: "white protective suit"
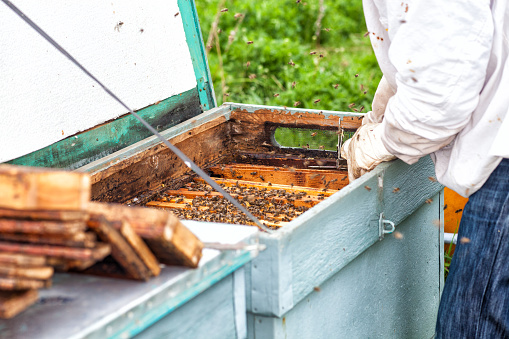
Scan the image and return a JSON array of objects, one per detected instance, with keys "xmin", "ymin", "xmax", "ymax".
[{"xmin": 362, "ymin": 0, "xmax": 509, "ymax": 197}]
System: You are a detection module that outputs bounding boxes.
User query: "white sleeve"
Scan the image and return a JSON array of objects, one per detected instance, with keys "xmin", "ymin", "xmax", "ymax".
[{"xmin": 377, "ymin": 0, "xmax": 494, "ymax": 164}]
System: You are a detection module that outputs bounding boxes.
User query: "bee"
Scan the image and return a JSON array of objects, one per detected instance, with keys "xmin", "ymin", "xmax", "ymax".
[
  {"xmin": 319, "ymin": 54, "xmax": 324, "ymax": 58},
  {"xmin": 363, "ymin": 31, "xmax": 370, "ymax": 37},
  {"xmin": 313, "ymin": 286, "xmax": 321, "ymax": 292},
  {"xmin": 359, "ymin": 106, "xmax": 365, "ymax": 112},
  {"xmin": 392, "ymin": 187, "xmax": 400, "ymax": 193},
  {"xmin": 299, "ymin": 154, "xmax": 306, "ymax": 158},
  {"xmin": 268, "ymin": 182, "xmax": 273, "ymax": 186},
  {"xmin": 250, "ymin": 172, "xmax": 258, "ymax": 175},
  {"xmin": 348, "ymin": 103, "xmax": 356, "ymax": 108},
  {"xmin": 294, "ymin": 101, "xmax": 301, "ymax": 107},
  {"xmin": 444, "ymin": 204, "xmax": 448, "ymax": 210},
  {"xmin": 296, "ymin": 0, "xmax": 301, "ymax": 3},
  {"xmin": 334, "ymin": 84, "xmax": 340, "ymax": 89},
  {"xmin": 355, "ymin": 74, "xmax": 359, "ymax": 77},
  {"xmin": 139, "ymin": 28, "xmax": 144, "ymax": 33},
  {"xmin": 311, "ymin": 132, "xmax": 317, "ymax": 137},
  {"xmin": 310, "ymin": 51, "xmax": 317, "ymax": 55},
  {"xmin": 259, "ymin": 175, "xmax": 265, "ymax": 181},
  {"xmin": 460, "ymin": 237, "xmax": 471, "ymax": 244},
  {"xmin": 292, "ymin": 81, "xmax": 297, "ymax": 88},
  {"xmin": 319, "ymin": 145, "xmax": 325, "ymax": 150},
  {"xmin": 249, "ymin": 74, "xmax": 257, "ymax": 79},
  {"xmin": 310, "ymin": 173, "xmax": 320, "ymax": 179},
  {"xmin": 323, "ymin": 28, "xmax": 331, "ymax": 32},
  {"xmin": 289, "ymin": 167, "xmax": 297, "ymax": 173},
  {"xmin": 455, "ymin": 209, "xmax": 463, "ymax": 214},
  {"xmin": 247, "ymin": 41, "xmax": 254, "ymax": 45},
  {"xmin": 360, "ymin": 84, "xmax": 365, "ymax": 91},
  {"xmin": 174, "ymin": 12, "xmax": 180, "ymax": 17},
  {"xmin": 288, "ymin": 60, "xmax": 295, "ymax": 66},
  {"xmin": 363, "ymin": 91, "xmax": 367, "ymax": 94},
  {"xmin": 303, "ymin": 160, "xmax": 310, "ymax": 166},
  {"xmin": 246, "ymin": 61, "xmax": 251, "ymax": 68},
  {"xmin": 411, "ymin": 77, "xmax": 418, "ymax": 83},
  {"xmin": 114, "ymin": 21, "xmax": 124, "ymax": 32},
  {"xmin": 234, "ymin": 13, "xmax": 243, "ymax": 19},
  {"xmin": 364, "ymin": 185, "xmax": 372, "ymax": 191},
  {"xmin": 428, "ymin": 176, "xmax": 437, "ymax": 182},
  {"xmin": 223, "ymin": 93, "xmax": 230, "ymax": 97},
  {"xmin": 425, "ymin": 198, "xmax": 433, "ymax": 204},
  {"xmin": 314, "ymin": 99, "xmax": 321, "ymax": 104},
  {"xmin": 221, "ymin": 8, "xmax": 229, "ymax": 12},
  {"xmin": 274, "ymin": 93, "xmax": 280, "ymax": 97}
]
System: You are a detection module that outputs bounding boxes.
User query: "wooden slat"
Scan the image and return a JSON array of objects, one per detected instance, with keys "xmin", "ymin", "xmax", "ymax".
[
  {"xmin": 340, "ymin": 116, "xmax": 363, "ymax": 129},
  {"xmin": 207, "ymin": 165, "xmax": 348, "ymax": 190},
  {"xmin": 0, "ymin": 277, "xmax": 45, "ymax": 291},
  {"xmin": 0, "ymin": 253, "xmax": 46, "ymax": 267},
  {"xmin": 0, "ymin": 265, "xmax": 54, "ymax": 280},
  {"xmin": 88, "ymin": 202, "xmax": 203, "ymax": 268},
  {"xmin": 0, "ymin": 289, "xmax": 39, "ymax": 319},
  {"xmin": 0, "ymin": 232, "xmax": 96, "ymax": 248},
  {"xmin": 120, "ymin": 222, "xmax": 161, "ymax": 277},
  {"xmin": 0, "ymin": 207, "xmax": 88, "ymax": 221},
  {"xmin": 0, "ymin": 219, "xmax": 87, "ymax": 235},
  {"xmin": 192, "ymin": 177, "xmax": 338, "ymax": 197},
  {"xmin": 0, "ymin": 242, "xmax": 111, "ymax": 261},
  {"xmin": 90, "ymin": 218, "xmax": 152, "ymax": 281},
  {"xmin": 0, "ymin": 164, "xmax": 90, "ymax": 211}
]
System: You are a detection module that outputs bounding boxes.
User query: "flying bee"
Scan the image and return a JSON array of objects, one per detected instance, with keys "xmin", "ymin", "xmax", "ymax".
[
  {"xmin": 364, "ymin": 185, "xmax": 372, "ymax": 191},
  {"xmin": 319, "ymin": 145, "xmax": 325, "ymax": 150},
  {"xmin": 220, "ymin": 8, "xmax": 228, "ymax": 12},
  {"xmin": 428, "ymin": 176, "xmax": 437, "ymax": 182},
  {"xmin": 294, "ymin": 101, "xmax": 301, "ymax": 107},
  {"xmin": 355, "ymin": 74, "xmax": 359, "ymax": 77},
  {"xmin": 246, "ymin": 61, "xmax": 251, "ymax": 68},
  {"xmin": 274, "ymin": 93, "xmax": 280, "ymax": 97},
  {"xmin": 249, "ymin": 74, "xmax": 257, "ymax": 79},
  {"xmin": 234, "ymin": 13, "xmax": 243, "ymax": 19},
  {"xmin": 288, "ymin": 60, "xmax": 295, "ymax": 66},
  {"xmin": 359, "ymin": 106, "xmax": 365, "ymax": 112},
  {"xmin": 247, "ymin": 40, "xmax": 254, "ymax": 45},
  {"xmin": 292, "ymin": 81, "xmax": 297, "ymax": 88},
  {"xmin": 364, "ymin": 31, "xmax": 370, "ymax": 37},
  {"xmin": 114, "ymin": 21, "xmax": 124, "ymax": 32},
  {"xmin": 323, "ymin": 28, "xmax": 331, "ymax": 32},
  {"xmin": 392, "ymin": 187, "xmax": 400, "ymax": 193},
  {"xmin": 425, "ymin": 198, "xmax": 433, "ymax": 204},
  {"xmin": 311, "ymin": 132, "xmax": 317, "ymax": 137},
  {"xmin": 259, "ymin": 175, "xmax": 265, "ymax": 181},
  {"xmin": 319, "ymin": 54, "xmax": 324, "ymax": 58},
  {"xmin": 314, "ymin": 99, "xmax": 321, "ymax": 104},
  {"xmin": 223, "ymin": 93, "xmax": 230, "ymax": 97},
  {"xmin": 309, "ymin": 51, "xmax": 317, "ymax": 55},
  {"xmin": 348, "ymin": 103, "xmax": 356, "ymax": 108},
  {"xmin": 334, "ymin": 84, "xmax": 340, "ymax": 89},
  {"xmin": 174, "ymin": 12, "xmax": 180, "ymax": 17}
]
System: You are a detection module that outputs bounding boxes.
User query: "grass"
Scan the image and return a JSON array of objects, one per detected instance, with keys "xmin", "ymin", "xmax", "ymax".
[{"xmin": 195, "ymin": 0, "xmax": 382, "ymax": 112}]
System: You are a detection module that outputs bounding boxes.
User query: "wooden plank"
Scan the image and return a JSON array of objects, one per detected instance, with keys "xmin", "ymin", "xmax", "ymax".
[
  {"xmin": 207, "ymin": 164, "xmax": 349, "ymax": 190},
  {"xmin": 90, "ymin": 218, "xmax": 152, "ymax": 281},
  {"xmin": 340, "ymin": 116, "xmax": 363, "ymax": 129},
  {"xmin": 0, "ymin": 277, "xmax": 45, "ymax": 291},
  {"xmin": 90, "ymin": 119, "xmax": 231, "ymax": 203},
  {"xmin": 193, "ymin": 178, "xmax": 339, "ymax": 197},
  {"xmin": 0, "ymin": 164, "xmax": 90, "ymax": 211},
  {"xmin": 88, "ymin": 202, "xmax": 203, "ymax": 268},
  {"xmin": 120, "ymin": 223, "xmax": 161, "ymax": 277},
  {"xmin": 0, "ymin": 242, "xmax": 111, "ymax": 261},
  {"xmin": 0, "ymin": 265, "xmax": 53, "ymax": 280},
  {"xmin": 0, "ymin": 219, "xmax": 87, "ymax": 235},
  {"xmin": 0, "ymin": 253, "xmax": 46, "ymax": 267},
  {"xmin": 0, "ymin": 232, "xmax": 96, "ymax": 248},
  {"xmin": 8, "ymin": 87, "xmax": 203, "ymax": 170},
  {"xmin": 0, "ymin": 207, "xmax": 88, "ymax": 221},
  {"xmin": 0, "ymin": 289, "xmax": 38, "ymax": 319}
]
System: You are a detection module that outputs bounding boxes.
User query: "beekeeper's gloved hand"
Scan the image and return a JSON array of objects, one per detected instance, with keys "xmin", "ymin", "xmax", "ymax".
[
  {"xmin": 341, "ymin": 123, "xmax": 396, "ymax": 182},
  {"xmin": 362, "ymin": 76, "xmax": 395, "ymax": 125}
]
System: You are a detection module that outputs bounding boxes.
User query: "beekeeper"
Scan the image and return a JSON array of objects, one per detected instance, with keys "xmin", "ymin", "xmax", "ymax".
[{"xmin": 342, "ymin": 1, "xmax": 509, "ymax": 337}]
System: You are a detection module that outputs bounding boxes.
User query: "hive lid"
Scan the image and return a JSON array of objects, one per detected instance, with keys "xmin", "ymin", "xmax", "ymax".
[{"xmin": 2, "ymin": 0, "xmax": 215, "ymax": 169}]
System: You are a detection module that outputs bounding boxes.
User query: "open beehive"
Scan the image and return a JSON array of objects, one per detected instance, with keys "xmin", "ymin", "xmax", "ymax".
[{"xmin": 88, "ymin": 104, "xmax": 361, "ymax": 229}]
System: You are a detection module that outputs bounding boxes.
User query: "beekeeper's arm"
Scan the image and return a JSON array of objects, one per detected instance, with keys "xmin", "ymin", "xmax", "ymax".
[{"xmin": 343, "ymin": 0, "xmax": 494, "ymax": 180}]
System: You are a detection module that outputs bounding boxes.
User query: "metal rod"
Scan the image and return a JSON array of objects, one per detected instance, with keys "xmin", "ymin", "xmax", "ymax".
[{"xmin": 2, "ymin": 0, "xmax": 273, "ymax": 233}]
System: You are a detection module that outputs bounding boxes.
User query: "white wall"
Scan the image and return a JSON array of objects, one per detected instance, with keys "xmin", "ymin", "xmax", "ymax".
[{"xmin": 0, "ymin": 0, "xmax": 197, "ymax": 162}]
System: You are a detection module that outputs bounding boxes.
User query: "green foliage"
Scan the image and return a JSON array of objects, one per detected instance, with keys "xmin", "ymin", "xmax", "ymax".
[{"xmin": 195, "ymin": 0, "xmax": 382, "ymax": 111}]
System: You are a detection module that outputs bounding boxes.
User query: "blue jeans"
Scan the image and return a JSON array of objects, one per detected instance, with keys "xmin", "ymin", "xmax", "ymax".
[{"xmin": 436, "ymin": 158, "xmax": 509, "ymax": 338}]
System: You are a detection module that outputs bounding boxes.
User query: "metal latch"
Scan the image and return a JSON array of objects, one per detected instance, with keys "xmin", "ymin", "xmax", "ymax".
[{"xmin": 379, "ymin": 213, "xmax": 395, "ymax": 241}]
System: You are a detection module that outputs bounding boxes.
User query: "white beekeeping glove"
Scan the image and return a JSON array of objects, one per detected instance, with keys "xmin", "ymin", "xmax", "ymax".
[
  {"xmin": 341, "ymin": 123, "xmax": 396, "ymax": 182},
  {"xmin": 362, "ymin": 76, "xmax": 395, "ymax": 125}
]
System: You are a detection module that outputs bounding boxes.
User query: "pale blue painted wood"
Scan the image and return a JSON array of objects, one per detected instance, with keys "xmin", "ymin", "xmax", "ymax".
[
  {"xmin": 135, "ymin": 274, "xmax": 237, "ymax": 339},
  {"xmin": 178, "ymin": 0, "xmax": 216, "ymax": 111},
  {"xmin": 247, "ymin": 156, "xmax": 443, "ymax": 318},
  {"xmin": 249, "ymin": 192, "xmax": 442, "ymax": 338}
]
